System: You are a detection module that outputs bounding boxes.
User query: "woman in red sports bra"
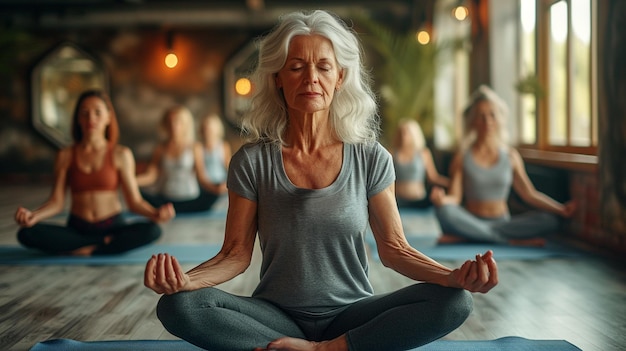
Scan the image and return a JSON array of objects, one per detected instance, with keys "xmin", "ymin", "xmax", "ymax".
[{"xmin": 14, "ymin": 90, "xmax": 175, "ymax": 256}]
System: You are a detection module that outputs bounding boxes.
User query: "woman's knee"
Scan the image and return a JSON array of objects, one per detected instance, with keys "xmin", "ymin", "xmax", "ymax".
[
  {"xmin": 156, "ymin": 288, "xmax": 220, "ymax": 331},
  {"xmin": 134, "ymin": 222, "xmax": 161, "ymax": 244},
  {"xmin": 442, "ymin": 288, "xmax": 473, "ymax": 327},
  {"xmin": 17, "ymin": 227, "xmax": 37, "ymax": 247},
  {"xmin": 157, "ymin": 291, "xmax": 193, "ymax": 320},
  {"xmin": 156, "ymin": 292, "xmax": 193, "ymax": 332},
  {"xmin": 434, "ymin": 205, "xmax": 461, "ymax": 232},
  {"xmin": 147, "ymin": 224, "xmax": 162, "ymax": 242}
]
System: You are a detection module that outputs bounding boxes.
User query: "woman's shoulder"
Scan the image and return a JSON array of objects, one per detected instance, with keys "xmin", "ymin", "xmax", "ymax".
[
  {"xmin": 237, "ymin": 141, "xmax": 273, "ymax": 152},
  {"xmin": 112, "ymin": 144, "xmax": 131, "ymax": 156},
  {"xmin": 231, "ymin": 141, "xmax": 275, "ymax": 161},
  {"xmin": 111, "ymin": 144, "xmax": 135, "ymax": 166},
  {"xmin": 348, "ymin": 141, "xmax": 392, "ymax": 165},
  {"xmin": 505, "ymin": 146, "xmax": 523, "ymax": 167}
]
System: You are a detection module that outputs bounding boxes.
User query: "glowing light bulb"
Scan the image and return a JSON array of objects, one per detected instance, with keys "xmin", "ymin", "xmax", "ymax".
[
  {"xmin": 165, "ymin": 53, "xmax": 178, "ymax": 68},
  {"xmin": 453, "ymin": 6, "xmax": 469, "ymax": 21},
  {"xmin": 235, "ymin": 78, "xmax": 252, "ymax": 96},
  {"xmin": 416, "ymin": 30, "xmax": 430, "ymax": 45}
]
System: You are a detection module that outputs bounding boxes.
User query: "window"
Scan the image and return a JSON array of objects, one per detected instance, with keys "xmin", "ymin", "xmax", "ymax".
[{"xmin": 518, "ymin": 0, "xmax": 597, "ymax": 153}]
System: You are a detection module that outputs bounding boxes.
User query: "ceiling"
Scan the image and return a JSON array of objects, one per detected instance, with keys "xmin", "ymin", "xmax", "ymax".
[{"xmin": 0, "ymin": 0, "xmax": 419, "ymax": 29}]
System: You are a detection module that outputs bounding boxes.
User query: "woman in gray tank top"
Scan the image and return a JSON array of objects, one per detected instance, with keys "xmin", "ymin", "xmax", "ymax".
[
  {"xmin": 144, "ymin": 11, "xmax": 499, "ymax": 351},
  {"xmin": 430, "ymin": 86, "xmax": 577, "ymax": 244},
  {"xmin": 392, "ymin": 119, "xmax": 449, "ymax": 208}
]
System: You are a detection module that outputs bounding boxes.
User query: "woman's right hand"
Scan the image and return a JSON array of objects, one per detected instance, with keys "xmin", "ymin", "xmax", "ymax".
[
  {"xmin": 429, "ymin": 186, "xmax": 446, "ymax": 207},
  {"xmin": 14, "ymin": 207, "xmax": 37, "ymax": 227},
  {"xmin": 144, "ymin": 253, "xmax": 190, "ymax": 295},
  {"xmin": 560, "ymin": 200, "xmax": 578, "ymax": 218}
]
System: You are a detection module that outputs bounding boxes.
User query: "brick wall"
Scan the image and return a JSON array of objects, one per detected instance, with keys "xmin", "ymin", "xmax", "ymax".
[{"xmin": 568, "ymin": 170, "xmax": 626, "ymax": 255}]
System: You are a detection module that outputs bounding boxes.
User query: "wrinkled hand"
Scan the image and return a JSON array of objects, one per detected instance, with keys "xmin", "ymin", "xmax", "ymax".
[
  {"xmin": 154, "ymin": 203, "xmax": 175, "ymax": 223},
  {"xmin": 448, "ymin": 250, "xmax": 498, "ymax": 293},
  {"xmin": 14, "ymin": 207, "xmax": 37, "ymax": 227},
  {"xmin": 144, "ymin": 253, "xmax": 190, "ymax": 295}
]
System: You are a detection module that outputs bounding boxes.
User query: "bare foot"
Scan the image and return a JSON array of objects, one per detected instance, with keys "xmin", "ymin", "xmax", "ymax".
[
  {"xmin": 437, "ymin": 234, "xmax": 469, "ymax": 244},
  {"xmin": 68, "ymin": 244, "xmax": 98, "ymax": 256},
  {"xmin": 508, "ymin": 238, "xmax": 547, "ymax": 247},
  {"xmin": 255, "ymin": 336, "xmax": 348, "ymax": 351}
]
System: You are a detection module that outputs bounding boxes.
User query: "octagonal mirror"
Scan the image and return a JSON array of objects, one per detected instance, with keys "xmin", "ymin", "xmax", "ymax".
[{"xmin": 31, "ymin": 42, "xmax": 108, "ymax": 148}]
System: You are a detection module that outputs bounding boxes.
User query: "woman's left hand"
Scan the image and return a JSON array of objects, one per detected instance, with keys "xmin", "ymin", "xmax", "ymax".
[
  {"xmin": 144, "ymin": 253, "xmax": 190, "ymax": 295},
  {"xmin": 154, "ymin": 203, "xmax": 175, "ymax": 223},
  {"xmin": 448, "ymin": 250, "xmax": 498, "ymax": 293}
]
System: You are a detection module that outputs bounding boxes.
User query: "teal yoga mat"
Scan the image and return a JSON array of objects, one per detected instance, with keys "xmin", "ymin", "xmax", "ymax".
[
  {"xmin": 30, "ymin": 336, "xmax": 582, "ymax": 350},
  {"xmin": 0, "ymin": 243, "xmax": 221, "ymax": 265},
  {"xmin": 366, "ymin": 233, "xmax": 584, "ymax": 261},
  {"xmin": 410, "ymin": 241, "xmax": 584, "ymax": 260}
]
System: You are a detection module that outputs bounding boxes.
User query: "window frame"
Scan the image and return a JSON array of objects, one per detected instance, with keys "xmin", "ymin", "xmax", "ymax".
[{"xmin": 519, "ymin": 0, "xmax": 598, "ymax": 156}]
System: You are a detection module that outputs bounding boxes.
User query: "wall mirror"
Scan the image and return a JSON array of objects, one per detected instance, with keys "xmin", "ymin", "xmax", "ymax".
[
  {"xmin": 31, "ymin": 42, "xmax": 108, "ymax": 148},
  {"xmin": 223, "ymin": 40, "xmax": 258, "ymax": 125}
]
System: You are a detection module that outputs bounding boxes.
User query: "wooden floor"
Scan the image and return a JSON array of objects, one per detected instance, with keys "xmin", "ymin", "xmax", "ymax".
[{"xmin": 0, "ymin": 184, "xmax": 625, "ymax": 351}]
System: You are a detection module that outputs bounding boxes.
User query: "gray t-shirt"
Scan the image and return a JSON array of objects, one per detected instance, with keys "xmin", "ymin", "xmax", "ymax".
[{"xmin": 227, "ymin": 141, "xmax": 395, "ymax": 315}]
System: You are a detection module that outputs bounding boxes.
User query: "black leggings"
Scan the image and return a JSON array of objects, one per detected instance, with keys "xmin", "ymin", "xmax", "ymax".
[
  {"xmin": 141, "ymin": 190, "xmax": 219, "ymax": 214},
  {"xmin": 396, "ymin": 196, "xmax": 432, "ymax": 209},
  {"xmin": 17, "ymin": 214, "xmax": 161, "ymax": 255},
  {"xmin": 157, "ymin": 283, "xmax": 473, "ymax": 351}
]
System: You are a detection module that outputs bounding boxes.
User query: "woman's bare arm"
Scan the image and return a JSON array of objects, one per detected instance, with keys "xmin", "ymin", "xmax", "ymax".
[
  {"xmin": 430, "ymin": 152, "xmax": 463, "ymax": 206},
  {"xmin": 369, "ymin": 184, "xmax": 498, "ymax": 293},
  {"xmin": 145, "ymin": 191, "xmax": 257, "ymax": 294},
  {"xmin": 15, "ymin": 148, "xmax": 71, "ymax": 227},
  {"xmin": 422, "ymin": 148, "xmax": 450, "ymax": 188},
  {"xmin": 509, "ymin": 149, "xmax": 574, "ymax": 217},
  {"xmin": 135, "ymin": 145, "xmax": 162, "ymax": 187},
  {"xmin": 116, "ymin": 145, "xmax": 174, "ymax": 222}
]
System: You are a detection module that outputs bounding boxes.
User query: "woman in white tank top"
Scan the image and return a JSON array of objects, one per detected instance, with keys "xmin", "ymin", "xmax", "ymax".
[{"xmin": 136, "ymin": 106, "xmax": 223, "ymax": 213}]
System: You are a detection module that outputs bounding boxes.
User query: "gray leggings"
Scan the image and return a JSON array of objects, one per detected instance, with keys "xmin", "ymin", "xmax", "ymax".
[
  {"xmin": 435, "ymin": 204, "xmax": 561, "ymax": 243},
  {"xmin": 157, "ymin": 283, "xmax": 472, "ymax": 351}
]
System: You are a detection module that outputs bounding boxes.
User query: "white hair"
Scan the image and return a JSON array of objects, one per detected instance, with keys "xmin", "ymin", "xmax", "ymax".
[{"xmin": 240, "ymin": 10, "xmax": 379, "ymax": 144}]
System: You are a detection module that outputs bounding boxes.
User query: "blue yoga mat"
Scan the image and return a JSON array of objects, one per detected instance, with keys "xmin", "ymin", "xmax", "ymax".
[
  {"xmin": 0, "ymin": 243, "xmax": 221, "ymax": 265},
  {"xmin": 30, "ymin": 336, "xmax": 582, "ymax": 351},
  {"xmin": 366, "ymin": 233, "xmax": 583, "ymax": 261},
  {"xmin": 50, "ymin": 209, "xmax": 228, "ymax": 223}
]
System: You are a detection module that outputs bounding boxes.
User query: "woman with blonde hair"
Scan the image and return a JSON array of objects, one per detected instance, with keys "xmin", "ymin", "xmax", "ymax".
[
  {"xmin": 137, "ymin": 106, "xmax": 221, "ymax": 213},
  {"xmin": 430, "ymin": 85, "xmax": 577, "ymax": 244},
  {"xmin": 392, "ymin": 118, "xmax": 449, "ymax": 208},
  {"xmin": 198, "ymin": 113, "xmax": 231, "ymax": 198}
]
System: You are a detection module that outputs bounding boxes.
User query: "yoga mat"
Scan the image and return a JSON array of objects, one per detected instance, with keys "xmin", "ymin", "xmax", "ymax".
[
  {"xmin": 366, "ymin": 233, "xmax": 583, "ymax": 261},
  {"xmin": 408, "ymin": 241, "xmax": 584, "ymax": 261},
  {"xmin": 30, "ymin": 336, "xmax": 582, "ymax": 351},
  {"xmin": 50, "ymin": 208, "xmax": 228, "ymax": 223},
  {"xmin": 399, "ymin": 207, "xmax": 442, "ymax": 237},
  {"xmin": 0, "ymin": 243, "xmax": 221, "ymax": 265}
]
